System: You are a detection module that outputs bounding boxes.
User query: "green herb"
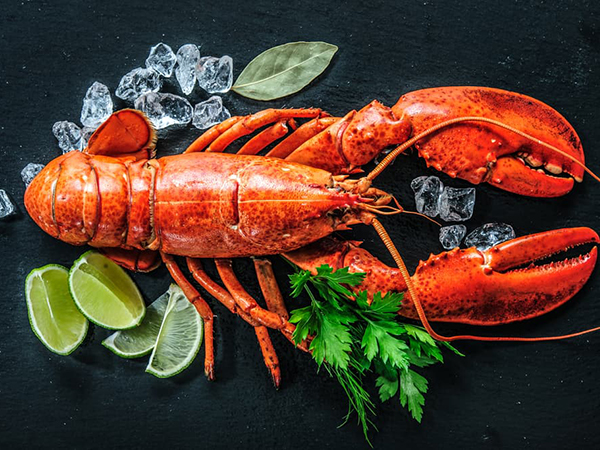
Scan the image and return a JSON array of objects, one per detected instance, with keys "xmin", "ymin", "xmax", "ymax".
[
  {"xmin": 289, "ymin": 264, "xmax": 463, "ymax": 442},
  {"xmin": 232, "ymin": 41, "xmax": 338, "ymax": 101}
]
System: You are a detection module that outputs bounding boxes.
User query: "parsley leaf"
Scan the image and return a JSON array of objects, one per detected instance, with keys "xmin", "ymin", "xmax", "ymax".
[
  {"xmin": 288, "ymin": 264, "xmax": 464, "ymax": 442},
  {"xmin": 399, "ymin": 369, "xmax": 428, "ymax": 423}
]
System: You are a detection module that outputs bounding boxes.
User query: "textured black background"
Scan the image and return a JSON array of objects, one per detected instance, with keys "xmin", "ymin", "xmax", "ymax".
[{"xmin": 1, "ymin": 0, "xmax": 600, "ymax": 448}]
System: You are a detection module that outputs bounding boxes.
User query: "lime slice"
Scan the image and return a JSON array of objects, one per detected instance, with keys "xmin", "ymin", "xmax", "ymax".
[
  {"xmin": 25, "ymin": 264, "xmax": 89, "ymax": 355},
  {"xmin": 69, "ymin": 251, "xmax": 145, "ymax": 330},
  {"xmin": 102, "ymin": 289, "xmax": 170, "ymax": 358},
  {"xmin": 146, "ymin": 284, "xmax": 203, "ymax": 378}
]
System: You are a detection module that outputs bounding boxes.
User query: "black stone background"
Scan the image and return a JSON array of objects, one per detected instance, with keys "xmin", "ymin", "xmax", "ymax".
[{"xmin": 1, "ymin": 0, "xmax": 600, "ymax": 448}]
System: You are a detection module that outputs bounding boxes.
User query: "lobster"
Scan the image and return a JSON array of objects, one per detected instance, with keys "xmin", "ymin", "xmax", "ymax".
[{"xmin": 24, "ymin": 86, "xmax": 599, "ymax": 387}]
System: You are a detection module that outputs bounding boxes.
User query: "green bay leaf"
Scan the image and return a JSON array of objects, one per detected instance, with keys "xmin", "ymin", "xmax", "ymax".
[{"xmin": 232, "ymin": 41, "xmax": 338, "ymax": 101}]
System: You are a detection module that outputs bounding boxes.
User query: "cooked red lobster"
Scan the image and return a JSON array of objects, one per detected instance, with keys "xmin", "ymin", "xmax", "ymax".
[{"xmin": 24, "ymin": 86, "xmax": 599, "ymax": 386}]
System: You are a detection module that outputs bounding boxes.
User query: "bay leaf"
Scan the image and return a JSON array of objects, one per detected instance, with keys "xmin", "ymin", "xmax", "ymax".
[{"xmin": 232, "ymin": 41, "xmax": 338, "ymax": 101}]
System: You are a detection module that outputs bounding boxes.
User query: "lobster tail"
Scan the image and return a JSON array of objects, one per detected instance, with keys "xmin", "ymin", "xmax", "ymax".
[{"xmin": 24, "ymin": 151, "xmax": 134, "ymax": 248}]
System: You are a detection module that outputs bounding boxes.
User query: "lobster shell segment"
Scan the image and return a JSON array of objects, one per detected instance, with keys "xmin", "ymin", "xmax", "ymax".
[{"xmin": 392, "ymin": 87, "xmax": 584, "ymax": 197}]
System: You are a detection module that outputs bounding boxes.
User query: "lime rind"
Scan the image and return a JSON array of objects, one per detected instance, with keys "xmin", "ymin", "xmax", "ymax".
[
  {"xmin": 146, "ymin": 284, "xmax": 203, "ymax": 378},
  {"xmin": 25, "ymin": 264, "xmax": 89, "ymax": 356},
  {"xmin": 102, "ymin": 290, "xmax": 170, "ymax": 358},
  {"xmin": 69, "ymin": 251, "xmax": 145, "ymax": 330}
]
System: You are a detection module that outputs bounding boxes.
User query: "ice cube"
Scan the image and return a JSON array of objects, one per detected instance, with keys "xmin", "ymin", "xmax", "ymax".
[
  {"xmin": 135, "ymin": 92, "xmax": 193, "ymax": 130},
  {"xmin": 411, "ymin": 175, "xmax": 444, "ymax": 217},
  {"xmin": 175, "ymin": 44, "xmax": 200, "ymax": 95},
  {"xmin": 21, "ymin": 163, "xmax": 45, "ymax": 187},
  {"xmin": 80, "ymin": 81, "xmax": 113, "ymax": 128},
  {"xmin": 115, "ymin": 67, "xmax": 162, "ymax": 102},
  {"xmin": 145, "ymin": 43, "xmax": 177, "ymax": 77},
  {"xmin": 0, "ymin": 189, "xmax": 17, "ymax": 219},
  {"xmin": 196, "ymin": 56, "xmax": 233, "ymax": 94},
  {"xmin": 80, "ymin": 127, "xmax": 96, "ymax": 150},
  {"xmin": 52, "ymin": 121, "xmax": 82, "ymax": 153},
  {"xmin": 439, "ymin": 225, "xmax": 467, "ymax": 250},
  {"xmin": 464, "ymin": 223, "xmax": 516, "ymax": 251},
  {"xmin": 439, "ymin": 187, "xmax": 476, "ymax": 222},
  {"xmin": 192, "ymin": 96, "xmax": 231, "ymax": 130}
]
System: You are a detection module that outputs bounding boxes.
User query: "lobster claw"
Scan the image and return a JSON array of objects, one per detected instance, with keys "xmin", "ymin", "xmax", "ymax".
[
  {"xmin": 392, "ymin": 87, "xmax": 585, "ymax": 197},
  {"xmin": 285, "ymin": 228, "xmax": 598, "ymax": 326},
  {"xmin": 407, "ymin": 228, "xmax": 598, "ymax": 325}
]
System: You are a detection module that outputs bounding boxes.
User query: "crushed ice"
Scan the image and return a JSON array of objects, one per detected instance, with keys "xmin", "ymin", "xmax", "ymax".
[
  {"xmin": 80, "ymin": 81, "xmax": 113, "ymax": 128},
  {"xmin": 439, "ymin": 225, "xmax": 467, "ymax": 250},
  {"xmin": 464, "ymin": 223, "xmax": 516, "ymax": 251},
  {"xmin": 115, "ymin": 67, "xmax": 162, "ymax": 102},
  {"xmin": 196, "ymin": 56, "xmax": 233, "ymax": 93},
  {"xmin": 135, "ymin": 92, "xmax": 193, "ymax": 130},
  {"xmin": 21, "ymin": 163, "xmax": 45, "ymax": 187},
  {"xmin": 0, "ymin": 189, "xmax": 17, "ymax": 219},
  {"xmin": 411, "ymin": 176, "xmax": 444, "ymax": 217},
  {"xmin": 439, "ymin": 187, "xmax": 476, "ymax": 222},
  {"xmin": 192, "ymin": 96, "xmax": 231, "ymax": 130},
  {"xmin": 175, "ymin": 44, "xmax": 201, "ymax": 95},
  {"xmin": 146, "ymin": 43, "xmax": 177, "ymax": 77},
  {"xmin": 52, "ymin": 121, "xmax": 82, "ymax": 153}
]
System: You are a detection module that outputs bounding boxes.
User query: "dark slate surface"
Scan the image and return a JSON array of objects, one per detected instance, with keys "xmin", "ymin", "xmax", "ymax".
[{"xmin": 1, "ymin": 0, "xmax": 600, "ymax": 448}]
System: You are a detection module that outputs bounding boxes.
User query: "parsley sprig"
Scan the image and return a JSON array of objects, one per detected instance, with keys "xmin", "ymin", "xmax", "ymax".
[{"xmin": 289, "ymin": 264, "xmax": 463, "ymax": 442}]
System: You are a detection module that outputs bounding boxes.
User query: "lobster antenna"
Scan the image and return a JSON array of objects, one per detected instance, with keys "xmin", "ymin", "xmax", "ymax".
[
  {"xmin": 365, "ymin": 116, "xmax": 600, "ymax": 184},
  {"xmin": 391, "ymin": 195, "xmax": 442, "ymax": 227},
  {"xmin": 371, "ymin": 218, "xmax": 600, "ymax": 343}
]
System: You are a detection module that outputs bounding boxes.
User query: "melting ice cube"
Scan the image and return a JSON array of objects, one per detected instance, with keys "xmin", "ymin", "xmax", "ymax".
[
  {"xmin": 196, "ymin": 56, "xmax": 233, "ymax": 94},
  {"xmin": 135, "ymin": 92, "xmax": 193, "ymax": 130},
  {"xmin": 439, "ymin": 187, "xmax": 476, "ymax": 222},
  {"xmin": 145, "ymin": 43, "xmax": 177, "ymax": 77},
  {"xmin": 52, "ymin": 121, "xmax": 82, "ymax": 153},
  {"xmin": 192, "ymin": 96, "xmax": 231, "ymax": 130},
  {"xmin": 115, "ymin": 67, "xmax": 162, "ymax": 102},
  {"xmin": 175, "ymin": 44, "xmax": 200, "ymax": 95},
  {"xmin": 21, "ymin": 163, "xmax": 45, "ymax": 187},
  {"xmin": 80, "ymin": 81, "xmax": 113, "ymax": 128},
  {"xmin": 464, "ymin": 223, "xmax": 516, "ymax": 251},
  {"xmin": 0, "ymin": 189, "xmax": 17, "ymax": 219},
  {"xmin": 439, "ymin": 225, "xmax": 467, "ymax": 250},
  {"xmin": 411, "ymin": 175, "xmax": 444, "ymax": 217}
]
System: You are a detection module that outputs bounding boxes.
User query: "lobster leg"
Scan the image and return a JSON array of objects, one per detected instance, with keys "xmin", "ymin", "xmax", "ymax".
[
  {"xmin": 253, "ymin": 326, "xmax": 282, "ymax": 389},
  {"xmin": 187, "ymin": 258, "xmax": 259, "ymax": 325},
  {"xmin": 184, "ymin": 116, "xmax": 244, "ymax": 153},
  {"xmin": 214, "ymin": 259, "xmax": 286, "ymax": 387},
  {"xmin": 253, "ymin": 259, "xmax": 290, "ymax": 319},
  {"xmin": 184, "ymin": 108, "xmax": 323, "ymax": 154},
  {"xmin": 187, "ymin": 258, "xmax": 304, "ymax": 385},
  {"xmin": 161, "ymin": 253, "xmax": 215, "ymax": 380},
  {"xmin": 237, "ymin": 120, "xmax": 291, "ymax": 155},
  {"xmin": 266, "ymin": 117, "xmax": 340, "ymax": 159}
]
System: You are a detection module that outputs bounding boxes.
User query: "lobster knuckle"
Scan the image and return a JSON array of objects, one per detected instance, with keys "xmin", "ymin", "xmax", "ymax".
[{"xmin": 341, "ymin": 100, "xmax": 411, "ymax": 170}]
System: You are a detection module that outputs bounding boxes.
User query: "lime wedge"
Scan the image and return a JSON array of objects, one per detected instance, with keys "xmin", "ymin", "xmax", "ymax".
[
  {"xmin": 69, "ymin": 251, "xmax": 145, "ymax": 330},
  {"xmin": 102, "ymin": 289, "xmax": 170, "ymax": 358},
  {"xmin": 25, "ymin": 264, "xmax": 88, "ymax": 355},
  {"xmin": 146, "ymin": 284, "xmax": 203, "ymax": 378}
]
